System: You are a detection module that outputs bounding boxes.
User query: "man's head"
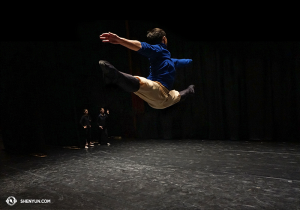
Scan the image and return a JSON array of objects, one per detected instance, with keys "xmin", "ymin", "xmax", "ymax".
[
  {"xmin": 100, "ymin": 108, "xmax": 104, "ymax": 114},
  {"xmin": 146, "ymin": 28, "xmax": 167, "ymax": 45},
  {"xmin": 83, "ymin": 109, "xmax": 88, "ymax": 115}
]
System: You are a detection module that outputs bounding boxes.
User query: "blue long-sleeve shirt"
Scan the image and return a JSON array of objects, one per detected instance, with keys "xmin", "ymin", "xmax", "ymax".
[{"xmin": 137, "ymin": 42, "xmax": 192, "ymax": 90}]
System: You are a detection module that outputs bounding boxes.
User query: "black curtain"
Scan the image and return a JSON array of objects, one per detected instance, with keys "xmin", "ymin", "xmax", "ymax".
[
  {"xmin": 0, "ymin": 20, "xmax": 135, "ymax": 153},
  {"xmin": 126, "ymin": 20, "xmax": 300, "ymax": 141},
  {"xmin": 1, "ymin": 20, "xmax": 299, "ymax": 154}
]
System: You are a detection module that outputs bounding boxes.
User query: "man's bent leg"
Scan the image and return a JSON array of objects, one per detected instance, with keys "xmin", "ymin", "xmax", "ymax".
[{"xmin": 133, "ymin": 77, "xmax": 181, "ymax": 109}]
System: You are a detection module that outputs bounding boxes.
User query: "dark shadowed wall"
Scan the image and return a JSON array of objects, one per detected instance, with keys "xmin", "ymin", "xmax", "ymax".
[{"xmin": 1, "ymin": 20, "xmax": 299, "ymax": 153}]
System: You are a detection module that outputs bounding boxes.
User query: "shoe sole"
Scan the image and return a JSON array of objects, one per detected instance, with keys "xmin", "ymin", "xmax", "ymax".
[
  {"xmin": 99, "ymin": 60, "xmax": 119, "ymax": 85},
  {"xmin": 99, "ymin": 61, "xmax": 111, "ymax": 84}
]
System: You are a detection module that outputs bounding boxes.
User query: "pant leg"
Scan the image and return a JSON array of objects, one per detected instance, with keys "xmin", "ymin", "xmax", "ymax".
[
  {"xmin": 82, "ymin": 128, "xmax": 88, "ymax": 147},
  {"xmin": 99, "ymin": 60, "xmax": 140, "ymax": 92},
  {"xmin": 133, "ymin": 76, "xmax": 181, "ymax": 109},
  {"xmin": 98, "ymin": 127, "xmax": 102, "ymax": 144},
  {"xmin": 104, "ymin": 127, "xmax": 108, "ymax": 143},
  {"xmin": 86, "ymin": 127, "xmax": 91, "ymax": 146},
  {"xmin": 100, "ymin": 126, "xmax": 108, "ymax": 144}
]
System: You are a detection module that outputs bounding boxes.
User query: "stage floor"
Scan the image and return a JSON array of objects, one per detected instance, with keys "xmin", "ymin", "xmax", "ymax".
[{"xmin": 0, "ymin": 139, "xmax": 299, "ymax": 209}]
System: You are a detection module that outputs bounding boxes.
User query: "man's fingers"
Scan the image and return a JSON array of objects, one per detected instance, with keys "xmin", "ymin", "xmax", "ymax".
[
  {"xmin": 100, "ymin": 33, "xmax": 112, "ymax": 38},
  {"xmin": 100, "ymin": 34, "xmax": 111, "ymax": 43},
  {"xmin": 100, "ymin": 35, "xmax": 108, "ymax": 39},
  {"xmin": 100, "ymin": 37, "xmax": 108, "ymax": 41},
  {"xmin": 99, "ymin": 34, "xmax": 109, "ymax": 41},
  {"xmin": 100, "ymin": 32, "xmax": 110, "ymax": 36}
]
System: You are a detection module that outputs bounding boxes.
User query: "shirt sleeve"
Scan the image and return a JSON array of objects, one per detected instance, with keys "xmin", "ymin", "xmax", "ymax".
[
  {"xmin": 171, "ymin": 58, "xmax": 193, "ymax": 68},
  {"xmin": 137, "ymin": 42, "xmax": 162, "ymax": 58}
]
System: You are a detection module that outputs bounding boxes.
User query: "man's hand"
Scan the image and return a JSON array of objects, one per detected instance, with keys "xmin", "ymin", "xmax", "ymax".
[
  {"xmin": 107, "ymin": 110, "xmax": 109, "ymax": 114},
  {"xmin": 100, "ymin": 32, "xmax": 121, "ymax": 44},
  {"xmin": 83, "ymin": 126, "xmax": 87, "ymax": 129},
  {"xmin": 89, "ymin": 125, "xmax": 91, "ymax": 127},
  {"xmin": 99, "ymin": 126, "xmax": 103, "ymax": 129},
  {"xmin": 100, "ymin": 32, "xmax": 141, "ymax": 51}
]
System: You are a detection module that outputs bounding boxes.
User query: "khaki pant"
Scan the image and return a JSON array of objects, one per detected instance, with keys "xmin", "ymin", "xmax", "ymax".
[{"xmin": 133, "ymin": 76, "xmax": 181, "ymax": 109}]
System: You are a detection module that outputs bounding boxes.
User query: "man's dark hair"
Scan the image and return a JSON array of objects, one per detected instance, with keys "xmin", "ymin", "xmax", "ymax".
[{"xmin": 146, "ymin": 28, "xmax": 166, "ymax": 45}]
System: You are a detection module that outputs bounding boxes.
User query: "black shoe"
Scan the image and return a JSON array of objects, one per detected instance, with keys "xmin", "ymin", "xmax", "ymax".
[
  {"xmin": 99, "ymin": 60, "xmax": 119, "ymax": 84},
  {"xmin": 179, "ymin": 85, "xmax": 195, "ymax": 102}
]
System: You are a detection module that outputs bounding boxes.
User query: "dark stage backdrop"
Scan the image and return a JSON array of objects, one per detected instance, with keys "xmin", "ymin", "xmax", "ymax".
[{"xmin": 1, "ymin": 20, "xmax": 299, "ymax": 153}]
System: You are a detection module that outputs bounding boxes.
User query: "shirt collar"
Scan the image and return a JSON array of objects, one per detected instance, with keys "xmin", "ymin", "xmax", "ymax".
[{"xmin": 159, "ymin": 43, "xmax": 167, "ymax": 49}]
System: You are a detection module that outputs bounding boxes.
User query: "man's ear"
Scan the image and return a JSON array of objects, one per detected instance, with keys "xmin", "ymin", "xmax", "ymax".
[{"xmin": 162, "ymin": 36, "xmax": 167, "ymax": 45}]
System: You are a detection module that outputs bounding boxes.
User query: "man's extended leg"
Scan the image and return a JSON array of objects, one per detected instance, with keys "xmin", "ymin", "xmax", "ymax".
[{"xmin": 99, "ymin": 60, "xmax": 140, "ymax": 92}]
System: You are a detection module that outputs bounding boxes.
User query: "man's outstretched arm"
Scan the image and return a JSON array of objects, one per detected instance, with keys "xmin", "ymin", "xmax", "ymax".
[
  {"xmin": 100, "ymin": 32, "xmax": 142, "ymax": 51},
  {"xmin": 171, "ymin": 58, "xmax": 193, "ymax": 68}
]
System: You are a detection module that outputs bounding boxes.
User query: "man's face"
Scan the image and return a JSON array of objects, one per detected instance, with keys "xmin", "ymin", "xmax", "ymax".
[
  {"xmin": 100, "ymin": 108, "xmax": 104, "ymax": 114},
  {"xmin": 84, "ymin": 109, "xmax": 88, "ymax": 114}
]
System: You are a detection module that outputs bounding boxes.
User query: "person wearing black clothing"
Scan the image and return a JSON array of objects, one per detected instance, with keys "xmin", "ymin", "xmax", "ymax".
[
  {"xmin": 97, "ymin": 108, "xmax": 110, "ymax": 146},
  {"xmin": 80, "ymin": 109, "xmax": 94, "ymax": 149}
]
